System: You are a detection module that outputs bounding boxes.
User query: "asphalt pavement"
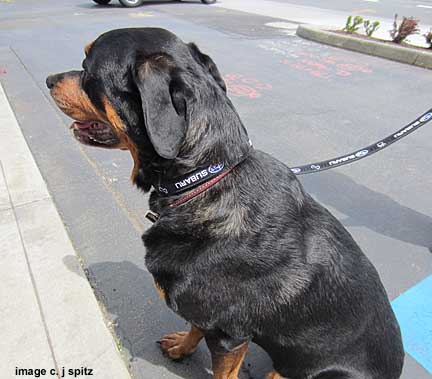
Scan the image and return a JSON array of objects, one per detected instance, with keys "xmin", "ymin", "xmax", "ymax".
[{"xmin": 1, "ymin": 0, "xmax": 431, "ymax": 378}]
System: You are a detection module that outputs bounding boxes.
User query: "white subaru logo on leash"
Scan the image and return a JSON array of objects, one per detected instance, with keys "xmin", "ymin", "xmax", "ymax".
[
  {"xmin": 355, "ymin": 150, "xmax": 369, "ymax": 158},
  {"xmin": 208, "ymin": 163, "xmax": 224, "ymax": 174},
  {"xmin": 420, "ymin": 113, "xmax": 432, "ymax": 123}
]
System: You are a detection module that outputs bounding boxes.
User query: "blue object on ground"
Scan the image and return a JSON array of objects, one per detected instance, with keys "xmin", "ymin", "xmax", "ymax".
[{"xmin": 392, "ymin": 275, "xmax": 432, "ymax": 374}]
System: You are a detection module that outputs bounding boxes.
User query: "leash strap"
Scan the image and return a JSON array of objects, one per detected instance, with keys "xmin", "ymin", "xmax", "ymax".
[
  {"xmin": 290, "ymin": 108, "xmax": 432, "ymax": 175},
  {"xmin": 145, "ymin": 109, "xmax": 431, "ymax": 222}
]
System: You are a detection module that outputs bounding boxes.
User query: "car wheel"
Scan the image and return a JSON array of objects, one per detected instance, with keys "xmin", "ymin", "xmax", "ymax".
[
  {"xmin": 92, "ymin": 0, "xmax": 111, "ymax": 4},
  {"xmin": 201, "ymin": 0, "xmax": 216, "ymax": 3},
  {"xmin": 119, "ymin": 0, "xmax": 144, "ymax": 7}
]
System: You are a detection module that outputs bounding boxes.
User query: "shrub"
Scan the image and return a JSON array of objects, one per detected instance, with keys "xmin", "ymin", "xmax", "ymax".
[
  {"xmin": 343, "ymin": 16, "xmax": 364, "ymax": 34},
  {"xmin": 363, "ymin": 20, "xmax": 380, "ymax": 37},
  {"xmin": 425, "ymin": 29, "xmax": 432, "ymax": 49},
  {"xmin": 390, "ymin": 14, "xmax": 420, "ymax": 44}
]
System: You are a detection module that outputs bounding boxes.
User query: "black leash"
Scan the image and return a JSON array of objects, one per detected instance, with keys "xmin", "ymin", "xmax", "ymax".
[{"xmin": 290, "ymin": 108, "xmax": 432, "ymax": 175}]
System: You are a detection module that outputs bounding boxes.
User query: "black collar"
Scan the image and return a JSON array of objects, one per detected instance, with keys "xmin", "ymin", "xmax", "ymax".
[
  {"xmin": 145, "ymin": 142, "xmax": 253, "ymax": 223},
  {"xmin": 154, "ymin": 141, "xmax": 253, "ymax": 197},
  {"xmin": 155, "ymin": 162, "xmax": 226, "ymax": 196}
]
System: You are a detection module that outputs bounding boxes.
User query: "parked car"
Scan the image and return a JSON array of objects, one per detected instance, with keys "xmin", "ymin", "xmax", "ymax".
[{"xmin": 93, "ymin": 0, "xmax": 215, "ymax": 7}]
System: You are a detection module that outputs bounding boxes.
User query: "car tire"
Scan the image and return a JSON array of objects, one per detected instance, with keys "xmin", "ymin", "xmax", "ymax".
[
  {"xmin": 119, "ymin": 0, "xmax": 144, "ymax": 7},
  {"xmin": 93, "ymin": 0, "xmax": 111, "ymax": 4},
  {"xmin": 201, "ymin": 0, "xmax": 216, "ymax": 3}
]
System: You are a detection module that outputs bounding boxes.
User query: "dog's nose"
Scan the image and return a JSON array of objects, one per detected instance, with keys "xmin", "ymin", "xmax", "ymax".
[{"xmin": 46, "ymin": 75, "xmax": 57, "ymax": 89}]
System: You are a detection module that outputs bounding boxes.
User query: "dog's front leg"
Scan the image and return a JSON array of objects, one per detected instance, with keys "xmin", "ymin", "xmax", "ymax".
[{"xmin": 205, "ymin": 333, "xmax": 249, "ymax": 379}]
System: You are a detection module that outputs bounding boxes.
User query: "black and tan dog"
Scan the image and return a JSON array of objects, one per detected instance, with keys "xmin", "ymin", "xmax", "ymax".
[{"xmin": 47, "ymin": 28, "xmax": 404, "ymax": 379}]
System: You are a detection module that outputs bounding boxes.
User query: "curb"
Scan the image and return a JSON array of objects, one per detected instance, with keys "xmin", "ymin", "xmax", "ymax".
[
  {"xmin": 296, "ymin": 24, "xmax": 432, "ymax": 70},
  {"xmin": 0, "ymin": 82, "xmax": 131, "ymax": 379}
]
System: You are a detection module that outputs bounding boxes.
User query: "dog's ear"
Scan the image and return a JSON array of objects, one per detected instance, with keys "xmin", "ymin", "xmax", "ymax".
[
  {"xmin": 134, "ymin": 54, "xmax": 191, "ymax": 160},
  {"xmin": 188, "ymin": 43, "xmax": 226, "ymax": 93}
]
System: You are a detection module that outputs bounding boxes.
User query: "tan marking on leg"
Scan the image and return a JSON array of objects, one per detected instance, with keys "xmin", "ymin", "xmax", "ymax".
[
  {"xmin": 211, "ymin": 342, "xmax": 248, "ymax": 379},
  {"xmin": 160, "ymin": 325, "xmax": 204, "ymax": 360},
  {"xmin": 266, "ymin": 371, "xmax": 287, "ymax": 379}
]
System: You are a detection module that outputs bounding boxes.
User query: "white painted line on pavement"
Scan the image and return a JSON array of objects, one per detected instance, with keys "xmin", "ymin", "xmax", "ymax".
[{"xmin": 417, "ymin": 4, "xmax": 432, "ymax": 8}]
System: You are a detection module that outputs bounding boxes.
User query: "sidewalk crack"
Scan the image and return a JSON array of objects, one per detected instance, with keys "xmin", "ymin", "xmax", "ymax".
[{"xmin": 13, "ymin": 196, "xmax": 52, "ymax": 209}]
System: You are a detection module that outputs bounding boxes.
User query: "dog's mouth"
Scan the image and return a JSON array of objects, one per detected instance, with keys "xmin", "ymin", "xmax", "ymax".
[{"xmin": 70, "ymin": 121, "xmax": 120, "ymax": 148}]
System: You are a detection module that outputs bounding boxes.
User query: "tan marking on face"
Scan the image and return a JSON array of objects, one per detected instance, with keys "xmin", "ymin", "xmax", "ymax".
[
  {"xmin": 85, "ymin": 41, "xmax": 94, "ymax": 56},
  {"xmin": 50, "ymin": 74, "xmax": 103, "ymax": 122},
  {"xmin": 49, "ymin": 73, "xmax": 141, "ymax": 183},
  {"xmin": 103, "ymin": 99, "xmax": 140, "ymax": 183}
]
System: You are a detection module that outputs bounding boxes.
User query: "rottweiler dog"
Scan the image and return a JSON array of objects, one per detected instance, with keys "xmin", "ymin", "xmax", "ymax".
[{"xmin": 47, "ymin": 28, "xmax": 404, "ymax": 379}]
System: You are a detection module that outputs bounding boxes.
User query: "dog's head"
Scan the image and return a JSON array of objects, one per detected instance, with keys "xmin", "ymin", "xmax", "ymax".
[{"xmin": 47, "ymin": 28, "xmax": 247, "ymax": 192}]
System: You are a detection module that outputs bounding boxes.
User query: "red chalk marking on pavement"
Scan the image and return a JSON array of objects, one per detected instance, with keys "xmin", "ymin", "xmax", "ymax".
[
  {"xmin": 336, "ymin": 63, "xmax": 372, "ymax": 74},
  {"xmin": 224, "ymin": 73, "xmax": 272, "ymax": 98},
  {"xmin": 280, "ymin": 52, "xmax": 373, "ymax": 79},
  {"xmin": 0, "ymin": 67, "xmax": 7, "ymax": 75},
  {"xmin": 228, "ymin": 85, "xmax": 261, "ymax": 98}
]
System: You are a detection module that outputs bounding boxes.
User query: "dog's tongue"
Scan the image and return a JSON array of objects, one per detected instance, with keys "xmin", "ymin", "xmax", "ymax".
[
  {"xmin": 70, "ymin": 121, "xmax": 106, "ymax": 130},
  {"xmin": 71, "ymin": 121, "xmax": 92, "ymax": 129}
]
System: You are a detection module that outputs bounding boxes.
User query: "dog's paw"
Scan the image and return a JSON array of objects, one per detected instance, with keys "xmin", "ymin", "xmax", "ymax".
[{"xmin": 159, "ymin": 331, "xmax": 198, "ymax": 360}]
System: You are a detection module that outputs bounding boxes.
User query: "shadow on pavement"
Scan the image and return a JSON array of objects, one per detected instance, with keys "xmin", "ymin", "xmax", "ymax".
[{"xmin": 300, "ymin": 171, "xmax": 432, "ymax": 252}]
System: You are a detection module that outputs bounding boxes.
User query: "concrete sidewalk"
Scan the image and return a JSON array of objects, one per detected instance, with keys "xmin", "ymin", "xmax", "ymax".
[
  {"xmin": 213, "ymin": 0, "xmax": 431, "ymax": 48},
  {"xmin": 0, "ymin": 82, "xmax": 131, "ymax": 379}
]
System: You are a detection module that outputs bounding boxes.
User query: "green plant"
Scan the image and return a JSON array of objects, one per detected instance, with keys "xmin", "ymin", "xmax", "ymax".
[
  {"xmin": 390, "ymin": 14, "xmax": 420, "ymax": 44},
  {"xmin": 425, "ymin": 29, "xmax": 432, "ymax": 49},
  {"xmin": 343, "ymin": 15, "xmax": 364, "ymax": 34},
  {"xmin": 363, "ymin": 20, "xmax": 380, "ymax": 37}
]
